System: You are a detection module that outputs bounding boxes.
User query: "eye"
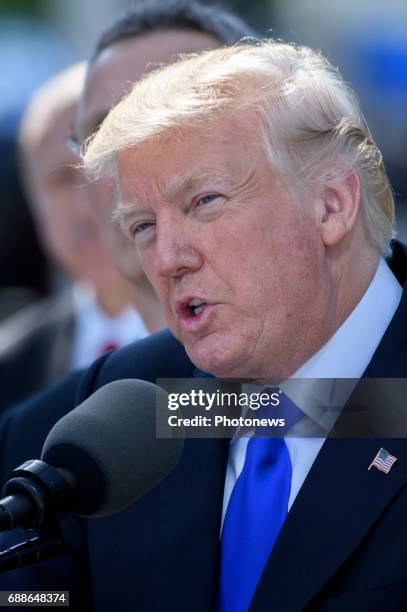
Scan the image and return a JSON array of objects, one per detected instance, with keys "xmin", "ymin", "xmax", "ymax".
[
  {"xmin": 136, "ymin": 222, "xmax": 154, "ymax": 233},
  {"xmin": 197, "ymin": 193, "xmax": 221, "ymax": 206},
  {"xmin": 130, "ymin": 222, "xmax": 155, "ymax": 239}
]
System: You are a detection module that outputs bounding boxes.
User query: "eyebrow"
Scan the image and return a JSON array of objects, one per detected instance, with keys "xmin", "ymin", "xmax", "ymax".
[
  {"xmin": 113, "ymin": 200, "xmax": 146, "ymax": 227},
  {"xmin": 157, "ymin": 170, "xmax": 233, "ymax": 201},
  {"xmin": 114, "ymin": 168, "xmax": 236, "ymax": 227}
]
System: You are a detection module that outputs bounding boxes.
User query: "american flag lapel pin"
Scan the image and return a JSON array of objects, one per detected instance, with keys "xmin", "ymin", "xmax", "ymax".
[{"xmin": 368, "ymin": 447, "xmax": 398, "ymax": 474}]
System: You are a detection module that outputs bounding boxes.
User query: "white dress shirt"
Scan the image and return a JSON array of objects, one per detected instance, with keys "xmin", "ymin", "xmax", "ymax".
[
  {"xmin": 222, "ymin": 258, "xmax": 402, "ymax": 525},
  {"xmin": 69, "ymin": 283, "xmax": 149, "ymax": 371}
]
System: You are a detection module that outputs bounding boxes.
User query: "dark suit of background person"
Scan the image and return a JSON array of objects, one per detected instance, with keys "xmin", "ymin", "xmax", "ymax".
[
  {"xmin": 0, "ymin": 290, "xmax": 76, "ymax": 413},
  {"xmin": 0, "ymin": 242, "xmax": 406, "ymax": 611},
  {"xmin": 0, "ymin": 126, "xmax": 49, "ymax": 322},
  {"xmin": 0, "ymin": 369, "xmax": 83, "ymax": 484},
  {"xmin": 0, "ymin": 282, "xmax": 147, "ymax": 417}
]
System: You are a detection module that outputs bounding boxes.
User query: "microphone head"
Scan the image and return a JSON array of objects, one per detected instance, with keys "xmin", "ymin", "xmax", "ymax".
[{"xmin": 42, "ymin": 379, "xmax": 183, "ymax": 517}]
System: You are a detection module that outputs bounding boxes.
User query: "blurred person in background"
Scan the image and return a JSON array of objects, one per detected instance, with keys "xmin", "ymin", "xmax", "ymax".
[
  {"xmin": 72, "ymin": 0, "xmax": 258, "ymax": 298},
  {"xmin": 0, "ymin": 129, "xmax": 49, "ymax": 321},
  {"xmin": 0, "ymin": 17, "xmax": 77, "ymax": 322},
  {"xmin": 0, "ymin": 62, "xmax": 161, "ymax": 413}
]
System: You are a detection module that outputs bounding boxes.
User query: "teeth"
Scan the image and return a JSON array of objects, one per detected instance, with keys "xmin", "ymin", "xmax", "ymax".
[
  {"xmin": 186, "ymin": 298, "xmax": 206, "ymax": 317},
  {"xmin": 188, "ymin": 298, "xmax": 204, "ymax": 307}
]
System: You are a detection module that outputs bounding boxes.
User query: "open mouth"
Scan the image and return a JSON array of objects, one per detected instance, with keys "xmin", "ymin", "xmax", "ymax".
[{"xmin": 184, "ymin": 298, "xmax": 207, "ymax": 318}]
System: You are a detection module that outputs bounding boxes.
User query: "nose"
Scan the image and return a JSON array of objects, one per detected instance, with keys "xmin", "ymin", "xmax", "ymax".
[{"xmin": 155, "ymin": 217, "xmax": 203, "ymax": 279}]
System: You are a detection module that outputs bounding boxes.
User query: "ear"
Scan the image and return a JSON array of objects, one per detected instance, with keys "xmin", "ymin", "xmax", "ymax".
[{"xmin": 320, "ymin": 169, "xmax": 361, "ymax": 247}]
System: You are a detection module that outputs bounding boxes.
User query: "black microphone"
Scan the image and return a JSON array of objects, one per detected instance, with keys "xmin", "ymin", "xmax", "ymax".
[{"xmin": 0, "ymin": 379, "xmax": 184, "ymax": 531}]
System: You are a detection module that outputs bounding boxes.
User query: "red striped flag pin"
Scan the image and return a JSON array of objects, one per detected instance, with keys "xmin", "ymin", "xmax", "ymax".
[{"xmin": 368, "ymin": 448, "xmax": 397, "ymax": 474}]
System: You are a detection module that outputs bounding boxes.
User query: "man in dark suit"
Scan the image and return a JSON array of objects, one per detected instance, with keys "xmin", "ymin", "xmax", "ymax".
[{"xmin": 1, "ymin": 36, "xmax": 407, "ymax": 612}]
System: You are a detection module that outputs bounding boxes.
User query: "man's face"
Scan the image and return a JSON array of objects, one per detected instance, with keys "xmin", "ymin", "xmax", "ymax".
[
  {"xmin": 31, "ymin": 102, "xmax": 122, "ymax": 285},
  {"xmin": 117, "ymin": 117, "xmax": 334, "ymax": 379},
  {"xmin": 79, "ymin": 30, "xmax": 220, "ymax": 282}
]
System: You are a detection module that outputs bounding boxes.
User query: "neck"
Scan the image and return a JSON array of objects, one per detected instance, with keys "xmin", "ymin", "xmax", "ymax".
[
  {"xmin": 329, "ymin": 236, "xmax": 380, "ymax": 333},
  {"xmin": 95, "ymin": 280, "xmax": 132, "ymax": 317}
]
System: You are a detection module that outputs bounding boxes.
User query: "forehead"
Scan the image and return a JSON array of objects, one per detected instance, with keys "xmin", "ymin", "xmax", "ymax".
[
  {"xmin": 81, "ymin": 29, "xmax": 221, "ymax": 128},
  {"xmin": 117, "ymin": 116, "xmax": 262, "ymax": 201}
]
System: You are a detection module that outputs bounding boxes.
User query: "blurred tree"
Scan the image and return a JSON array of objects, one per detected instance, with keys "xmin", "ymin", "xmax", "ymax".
[{"xmin": 0, "ymin": 0, "xmax": 42, "ymax": 17}]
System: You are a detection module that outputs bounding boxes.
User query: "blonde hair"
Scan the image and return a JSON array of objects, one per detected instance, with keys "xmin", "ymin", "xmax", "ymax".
[{"xmin": 84, "ymin": 40, "xmax": 395, "ymax": 254}]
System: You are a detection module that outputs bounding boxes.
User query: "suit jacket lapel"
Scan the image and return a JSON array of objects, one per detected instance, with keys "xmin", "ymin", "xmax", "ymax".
[
  {"xmin": 251, "ymin": 276, "xmax": 407, "ymax": 611},
  {"xmin": 154, "ymin": 368, "xmax": 228, "ymax": 611},
  {"xmin": 154, "ymin": 437, "xmax": 228, "ymax": 612},
  {"xmin": 46, "ymin": 290, "xmax": 76, "ymax": 383},
  {"xmin": 250, "ymin": 436, "xmax": 407, "ymax": 611}
]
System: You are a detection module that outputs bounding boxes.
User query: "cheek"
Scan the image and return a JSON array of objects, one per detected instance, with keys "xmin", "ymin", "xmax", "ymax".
[
  {"xmin": 220, "ymin": 222, "xmax": 316, "ymax": 317},
  {"xmin": 215, "ymin": 225, "xmax": 275, "ymax": 292},
  {"xmin": 155, "ymin": 282, "xmax": 172, "ymax": 314},
  {"xmin": 42, "ymin": 200, "xmax": 72, "ymax": 239},
  {"xmin": 137, "ymin": 253, "xmax": 170, "ymax": 305}
]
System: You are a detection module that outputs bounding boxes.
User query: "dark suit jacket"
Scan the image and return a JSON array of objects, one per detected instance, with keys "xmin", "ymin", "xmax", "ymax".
[
  {"xmin": 1, "ymin": 243, "xmax": 407, "ymax": 611},
  {"xmin": 0, "ymin": 290, "xmax": 75, "ymax": 414}
]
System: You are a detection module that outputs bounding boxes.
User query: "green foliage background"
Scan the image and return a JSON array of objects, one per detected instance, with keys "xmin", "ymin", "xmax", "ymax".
[{"xmin": 0, "ymin": 0, "xmax": 42, "ymax": 17}]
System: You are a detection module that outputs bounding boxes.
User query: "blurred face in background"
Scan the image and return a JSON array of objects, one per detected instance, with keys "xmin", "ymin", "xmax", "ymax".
[
  {"xmin": 78, "ymin": 29, "xmax": 220, "ymax": 283},
  {"xmin": 28, "ymin": 99, "xmax": 124, "ymax": 288}
]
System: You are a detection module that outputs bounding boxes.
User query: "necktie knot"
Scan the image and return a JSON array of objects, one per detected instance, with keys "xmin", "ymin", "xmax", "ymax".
[{"xmin": 254, "ymin": 387, "xmax": 303, "ymax": 437}]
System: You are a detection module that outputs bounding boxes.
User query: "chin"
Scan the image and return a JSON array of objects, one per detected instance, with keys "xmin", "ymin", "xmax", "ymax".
[{"xmin": 184, "ymin": 335, "xmax": 244, "ymax": 379}]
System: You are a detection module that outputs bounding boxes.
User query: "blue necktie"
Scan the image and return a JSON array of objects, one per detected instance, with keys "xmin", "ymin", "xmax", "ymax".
[{"xmin": 218, "ymin": 391, "xmax": 301, "ymax": 612}]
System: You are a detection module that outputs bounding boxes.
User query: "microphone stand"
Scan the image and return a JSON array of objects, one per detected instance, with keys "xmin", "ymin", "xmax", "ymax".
[
  {"xmin": 0, "ymin": 522, "xmax": 65, "ymax": 573},
  {"xmin": 0, "ymin": 459, "xmax": 75, "ymax": 573}
]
